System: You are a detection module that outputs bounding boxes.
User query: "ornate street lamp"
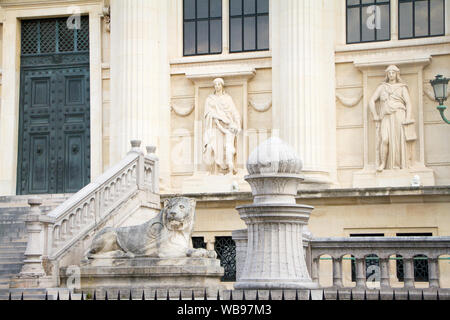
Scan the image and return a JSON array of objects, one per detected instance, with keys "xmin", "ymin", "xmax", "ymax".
[{"xmin": 430, "ymin": 75, "xmax": 449, "ymax": 124}]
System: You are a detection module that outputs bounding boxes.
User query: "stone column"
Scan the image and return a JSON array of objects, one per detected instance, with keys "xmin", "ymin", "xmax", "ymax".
[
  {"xmin": 355, "ymin": 257, "xmax": 366, "ymax": 288},
  {"xmin": 109, "ymin": 0, "xmax": 170, "ymax": 188},
  {"xmin": 271, "ymin": 0, "xmax": 337, "ymax": 186},
  {"xmin": 332, "ymin": 257, "xmax": 343, "ymax": 288},
  {"xmin": 234, "ymin": 137, "xmax": 316, "ymax": 290},
  {"xmin": 428, "ymin": 257, "xmax": 440, "ymax": 289},
  {"xmin": 380, "ymin": 257, "xmax": 390, "ymax": 288},
  {"xmin": 403, "ymin": 258, "xmax": 415, "ymax": 289}
]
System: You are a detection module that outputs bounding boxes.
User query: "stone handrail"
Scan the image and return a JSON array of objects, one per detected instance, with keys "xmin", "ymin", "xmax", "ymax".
[
  {"xmin": 310, "ymin": 237, "xmax": 450, "ymax": 289},
  {"xmin": 38, "ymin": 141, "xmax": 158, "ymax": 261}
]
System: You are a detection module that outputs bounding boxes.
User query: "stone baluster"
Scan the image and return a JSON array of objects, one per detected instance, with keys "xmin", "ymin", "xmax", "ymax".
[
  {"xmin": 428, "ymin": 257, "xmax": 440, "ymax": 288},
  {"xmin": 332, "ymin": 257, "xmax": 343, "ymax": 288},
  {"xmin": 20, "ymin": 198, "xmax": 46, "ymax": 276},
  {"xmin": 232, "ymin": 229, "xmax": 248, "ymax": 282},
  {"xmin": 403, "ymin": 257, "xmax": 415, "ymax": 288},
  {"xmin": 311, "ymin": 257, "xmax": 319, "ymax": 285},
  {"xmin": 355, "ymin": 257, "xmax": 366, "ymax": 288},
  {"xmin": 380, "ymin": 257, "xmax": 390, "ymax": 288}
]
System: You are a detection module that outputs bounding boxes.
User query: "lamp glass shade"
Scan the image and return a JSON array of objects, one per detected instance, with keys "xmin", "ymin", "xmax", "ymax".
[{"xmin": 430, "ymin": 75, "xmax": 449, "ymax": 102}]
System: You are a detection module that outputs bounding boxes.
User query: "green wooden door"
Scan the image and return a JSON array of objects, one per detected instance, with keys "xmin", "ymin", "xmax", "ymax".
[{"xmin": 17, "ymin": 17, "xmax": 91, "ymax": 195}]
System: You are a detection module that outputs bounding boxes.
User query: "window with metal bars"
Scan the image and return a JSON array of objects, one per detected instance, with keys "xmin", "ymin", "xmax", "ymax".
[
  {"xmin": 395, "ymin": 233, "xmax": 431, "ymax": 282},
  {"xmin": 229, "ymin": 0, "xmax": 269, "ymax": 53},
  {"xmin": 350, "ymin": 233, "xmax": 384, "ymax": 282},
  {"xmin": 183, "ymin": 0, "xmax": 222, "ymax": 56},
  {"xmin": 346, "ymin": 0, "xmax": 391, "ymax": 44},
  {"xmin": 399, "ymin": 0, "xmax": 445, "ymax": 39},
  {"xmin": 21, "ymin": 16, "xmax": 89, "ymax": 55},
  {"xmin": 214, "ymin": 236, "xmax": 236, "ymax": 282},
  {"xmin": 192, "ymin": 236, "xmax": 207, "ymax": 249}
]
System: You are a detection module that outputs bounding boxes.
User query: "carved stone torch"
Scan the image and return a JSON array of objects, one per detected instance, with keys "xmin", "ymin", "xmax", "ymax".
[{"xmin": 234, "ymin": 137, "xmax": 317, "ymax": 290}]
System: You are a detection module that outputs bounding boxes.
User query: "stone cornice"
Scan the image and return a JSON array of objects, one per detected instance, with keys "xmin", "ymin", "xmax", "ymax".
[
  {"xmin": 0, "ymin": 0, "xmax": 101, "ymax": 8},
  {"xmin": 161, "ymin": 185, "xmax": 450, "ymax": 205}
]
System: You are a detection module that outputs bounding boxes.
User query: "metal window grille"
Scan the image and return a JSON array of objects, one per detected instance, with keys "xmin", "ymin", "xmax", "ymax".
[
  {"xmin": 229, "ymin": 0, "xmax": 269, "ymax": 53},
  {"xmin": 396, "ymin": 255, "xmax": 429, "ymax": 282},
  {"xmin": 183, "ymin": 0, "xmax": 223, "ymax": 56},
  {"xmin": 21, "ymin": 16, "xmax": 90, "ymax": 55},
  {"xmin": 214, "ymin": 236, "xmax": 236, "ymax": 282},
  {"xmin": 346, "ymin": 0, "xmax": 391, "ymax": 44},
  {"xmin": 192, "ymin": 237, "xmax": 207, "ymax": 249},
  {"xmin": 398, "ymin": 0, "xmax": 445, "ymax": 39}
]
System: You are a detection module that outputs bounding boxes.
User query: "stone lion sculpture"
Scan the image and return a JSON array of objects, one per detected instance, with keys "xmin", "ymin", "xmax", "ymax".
[{"xmin": 85, "ymin": 197, "xmax": 217, "ymax": 259}]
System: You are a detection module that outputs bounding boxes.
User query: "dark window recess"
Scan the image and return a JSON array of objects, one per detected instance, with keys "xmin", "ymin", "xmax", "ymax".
[
  {"xmin": 350, "ymin": 233, "xmax": 384, "ymax": 282},
  {"xmin": 192, "ymin": 237, "xmax": 207, "ymax": 249},
  {"xmin": 346, "ymin": 0, "xmax": 391, "ymax": 44},
  {"xmin": 183, "ymin": 0, "xmax": 222, "ymax": 56},
  {"xmin": 21, "ymin": 16, "xmax": 90, "ymax": 55},
  {"xmin": 396, "ymin": 233, "xmax": 431, "ymax": 282},
  {"xmin": 229, "ymin": 0, "xmax": 269, "ymax": 53},
  {"xmin": 214, "ymin": 236, "xmax": 236, "ymax": 282},
  {"xmin": 399, "ymin": 0, "xmax": 445, "ymax": 39}
]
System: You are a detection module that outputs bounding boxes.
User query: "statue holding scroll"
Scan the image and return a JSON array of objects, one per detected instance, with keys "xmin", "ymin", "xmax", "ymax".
[
  {"xmin": 369, "ymin": 65, "xmax": 417, "ymax": 172},
  {"xmin": 203, "ymin": 78, "xmax": 241, "ymax": 175}
]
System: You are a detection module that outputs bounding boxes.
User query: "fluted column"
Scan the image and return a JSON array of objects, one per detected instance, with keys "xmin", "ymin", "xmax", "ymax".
[
  {"xmin": 272, "ymin": 0, "xmax": 337, "ymax": 185},
  {"xmin": 109, "ymin": 0, "xmax": 170, "ymax": 187}
]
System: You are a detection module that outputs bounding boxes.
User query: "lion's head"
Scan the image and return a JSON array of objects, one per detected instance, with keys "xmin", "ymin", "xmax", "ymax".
[{"xmin": 162, "ymin": 197, "xmax": 196, "ymax": 232}]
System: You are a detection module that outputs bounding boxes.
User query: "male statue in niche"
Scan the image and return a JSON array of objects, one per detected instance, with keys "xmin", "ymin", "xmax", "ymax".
[
  {"xmin": 369, "ymin": 65, "xmax": 417, "ymax": 172},
  {"xmin": 203, "ymin": 78, "xmax": 241, "ymax": 175}
]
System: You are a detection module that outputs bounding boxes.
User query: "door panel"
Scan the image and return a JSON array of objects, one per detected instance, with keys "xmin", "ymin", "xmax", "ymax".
[{"xmin": 18, "ymin": 17, "xmax": 90, "ymax": 195}]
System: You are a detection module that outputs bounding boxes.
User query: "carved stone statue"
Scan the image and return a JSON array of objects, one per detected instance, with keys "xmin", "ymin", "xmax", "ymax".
[
  {"xmin": 85, "ymin": 197, "xmax": 217, "ymax": 259},
  {"xmin": 203, "ymin": 78, "xmax": 241, "ymax": 175},
  {"xmin": 369, "ymin": 65, "xmax": 416, "ymax": 172}
]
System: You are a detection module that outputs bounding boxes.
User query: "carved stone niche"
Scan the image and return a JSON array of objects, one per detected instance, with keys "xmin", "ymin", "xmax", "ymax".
[
  {"xmin": 180, "ymin": 65, "xmax": 256, "ymax": 193},
  {"xmin": 352, "ymin": 56, "xmax": 435, "ymax": 188}
]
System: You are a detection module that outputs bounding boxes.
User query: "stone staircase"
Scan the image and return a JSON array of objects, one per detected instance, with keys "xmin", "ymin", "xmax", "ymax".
[{"xmin": 0, "ymin": 195, "xmax": 72, "ymax": 293}]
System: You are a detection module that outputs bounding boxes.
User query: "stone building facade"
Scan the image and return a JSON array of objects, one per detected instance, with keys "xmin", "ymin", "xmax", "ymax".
[{"xmin": 0, "ymin": 0, "xmax": 449, "ymax": 288}]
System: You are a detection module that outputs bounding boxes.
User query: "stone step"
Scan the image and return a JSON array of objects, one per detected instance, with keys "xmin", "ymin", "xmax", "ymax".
[
  {"xmin": 0, "ymin": 264, "xmax": 23, "ymax": 273},
  {"xmin": 0, "ymin": 194, "xmax": 73, "ymax": 205},
  {"xmin": 0, "ymin": 256, "xmax": 24, "ymax": 263},
  {"xmin": 0, "ymin": 246, "xmax": 27, "ymax": 252},
  {"xmin": 0, "ymin": 253, "xmax": 25, "ymax": 259}
]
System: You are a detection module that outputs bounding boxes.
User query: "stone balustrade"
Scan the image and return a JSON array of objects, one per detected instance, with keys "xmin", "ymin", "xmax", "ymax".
[
  {"xmin": 232, "ymin": 233, "xmax": 450, "ymax": 289},
  {"xmin": 17, "ymin": 141, "xmax": 159, "ymax": 281},
  {"xmin": 310, "ymin": 237, "xmax": 450, "ymax": 289}
]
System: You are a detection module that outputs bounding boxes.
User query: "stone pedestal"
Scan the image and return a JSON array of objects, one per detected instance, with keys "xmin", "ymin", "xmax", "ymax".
[
  {"xmin": 62, "ymin": 257, "xmax": 224, "ymax": 293},
  {"xmin": 181, "ymin": 170, "xmax": 250, "ymax": 193},
  {"xmin": 234, "ymin": 137, "xmax": 317, "ymax": 290},
  {"xmin": 352, "ymin": 167, "xmax": 435, "ymax": 188}
]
